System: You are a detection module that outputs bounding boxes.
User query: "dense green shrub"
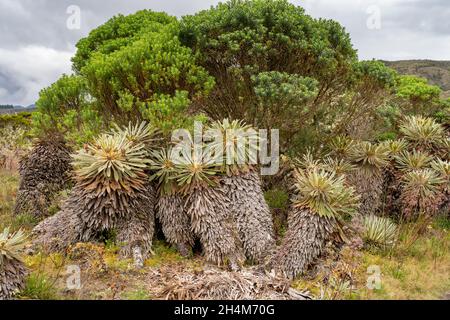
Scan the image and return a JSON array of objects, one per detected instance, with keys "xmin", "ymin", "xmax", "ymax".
[
  {"xmin": 72, "ymin": 10, "xmax": 175, "ymax": 73},
  {"xmin": 180, "ymin": 0, "xmax": 396, "ymax": 152},
  {"xmin": 32, "ymin": 75, "xmax": 101, "ymax": 146},
  {"xmin": 34, "ymin": 10, "xmax": 215, "ymax": 143},
  {"xmin": 80, "ymin": 22, "xmax": 214, "ymax": 135},
  {"xmin": 395, "ymin": 75, "xmax": 442, "ymax": 115},
  {"xmin": 434, "ymin": 98, "xmax": 450, "ymax": 124},
  {"xmin": 32, "ymin": 1, "xmax": 403, "ymax": 153}
]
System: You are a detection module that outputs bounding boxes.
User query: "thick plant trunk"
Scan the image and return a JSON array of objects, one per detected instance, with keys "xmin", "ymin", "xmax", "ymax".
[
  {"xmin": 156, "ymin": 193, "xmax": 195, "ymax": 257},
  {"xmin": 348, "ymin": 170, "xmax": 384, "ymax": 216},
  {"xmin": 381, "ymin": 165, "xmax": 402, "ymax": 217},
  {"xmin": 223, "ymin": 170, "xmax": 275, "ymax": 263},
  {"xmin": 116, "ymin": 184, "xmax": 157, "ymax": 264},
  {"xmin": 185, "ymin": 184, "xmax": 244, "ymax": 268},
  {"xmin": 32, "ymin": 196, "xmax": 83, "ymax": 252},
  {"xmin": 0, "ymin": 258, "xmax": 27, "ymax": 300},
  {"xmin": 14, "ymin": 187, "xmax": 54, "ymax": 218},
  {"xmin": 76, "ymin": 187, "xmax": 130, "ymax": 239},
  {"xmin": 272, "ymin": 208, "xmax": 334, "ymax": 279},
  {"xmin": 14, "ymin": 140, "xmax": 72, "ymax": 218},
  {"xmin": 32, "ymin": 183, "xmax": 157, "ymax": 266}
]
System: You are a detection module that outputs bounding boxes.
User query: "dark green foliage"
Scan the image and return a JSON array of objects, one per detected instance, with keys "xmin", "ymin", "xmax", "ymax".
[
  {"xmin": 180, "ymin": 0, "xmax": 396, "ymax": 150},
  {"xmin": 180, "ymin": 0, "xmax": 356, "ymax": 84},
  {"xmin": 265, "ymin": 188, "xmax": 289, "ymax": 211},
  {"xmin": 434, "ymin": 98, "xmax": 450, "ymax": 124},
  {"xmin": 251, "ymin": 71, "xmax": 318, "ymax": 147},
  {"xmin": 356, "ymin": 60, "xmax": 397, "ymax": 89},
  {"xmin": 180, "ymin": 0, "xmax": 356, "ymax": 114}
]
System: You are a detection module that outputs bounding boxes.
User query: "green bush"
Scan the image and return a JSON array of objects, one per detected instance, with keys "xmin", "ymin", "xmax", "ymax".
[
  {"xmin": 35, "ymin": 10, "xmax": 215, "ymax": 144},
  {"xmin": 434, "ymin": 98, "xmax": 450, "ymax": 124},
  {"xmin": 32, "ymin": 75, "xmax": 101, "ymax": 146},
  {"xmin": 81, "ymin": 22, "xmax": 214, "ymax": 136},
  {"xmin": 0, "ymin": 113, "xmax": 32, "ymax": 129},
  {"xmin": 72, "ymin": 10, "xmax": 175, "ymax": 73},
  {"xmin": 180, "ymin": 0, "xmax": 396, "ymax": 151},
  {"xmin": 395, "ymin": 75, "xmax": 442, "ymax": 115}
]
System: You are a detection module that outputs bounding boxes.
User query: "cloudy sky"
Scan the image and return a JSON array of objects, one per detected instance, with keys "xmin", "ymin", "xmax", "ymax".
[{"xmin": 1, "ymin": 0, "xmax": 449, "ymax": 106}]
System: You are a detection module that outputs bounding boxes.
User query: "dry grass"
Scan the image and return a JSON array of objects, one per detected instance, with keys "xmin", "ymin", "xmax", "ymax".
[
  {"xmin": 292, "ymin": 219, "xmax": 449, "ymax": 300},
  {"xmin": 148, "ymin": 265, "xmax": 311, "ymax": 300},
  {"xmin": 352, "ymin": 224, "xmax": 449, "ymax": 300},
  {"xmin": 0, "ymin": 170, "xmax": 20, "ymax": 229}
]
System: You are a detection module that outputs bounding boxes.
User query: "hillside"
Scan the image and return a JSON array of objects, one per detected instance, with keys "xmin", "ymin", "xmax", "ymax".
[{"xmin": 383, "ymin": 60, "xmax": 450, "ymax": 98}]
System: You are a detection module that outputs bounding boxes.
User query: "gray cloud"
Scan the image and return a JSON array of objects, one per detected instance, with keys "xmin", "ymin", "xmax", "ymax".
[
  {"xmin": 0, "ymin": 0, "xmax": 449, "ymax": 105},
  {"xmin": 0, "ymin": 0, "xmax": 221, "ymax": 51},
  {"xmin": 300, "ymin": 0, "xmax": 450, "ymax": 60},
  {"xmin": 0, "ymin": 45, "xmax": 73, "ymax": 106}
]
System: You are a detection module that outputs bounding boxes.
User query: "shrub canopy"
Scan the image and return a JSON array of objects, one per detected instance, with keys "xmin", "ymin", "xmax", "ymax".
[
  {"xmin": 72, "ymin": 10, "xmax": 175, "ymax": 73},
  {"xmin": 32, "ymin": 1, "xmax": 409, "ymax": 152},
  {"xmin": 179, "ymin": 0, "xmax": 396, "ymax": 151},
  {"xmin": 34, "ymin": 11, "xmax": 215, "ymax": 144},
  {"xmin": 32, "ymin": 74, "xmax": 101, "ymax": 145}
]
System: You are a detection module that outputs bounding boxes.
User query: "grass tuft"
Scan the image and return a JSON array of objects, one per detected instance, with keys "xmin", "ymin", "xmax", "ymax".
[{"xmin": 21, "ymin": 273, "xmax": 59, "ymax": 300}]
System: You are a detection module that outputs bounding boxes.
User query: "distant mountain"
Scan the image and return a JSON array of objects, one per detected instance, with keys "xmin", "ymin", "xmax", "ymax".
[
  {"xmin": 0, "ymin": 104, "xmax": 17, "ymax": 109},
  {"xmin": 0, "ymin": 104, "xmax": 36, "ymax": 115},
  {"xmin": 383, "ymin": 60, "xmax": 450, "ymax": 98}
]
